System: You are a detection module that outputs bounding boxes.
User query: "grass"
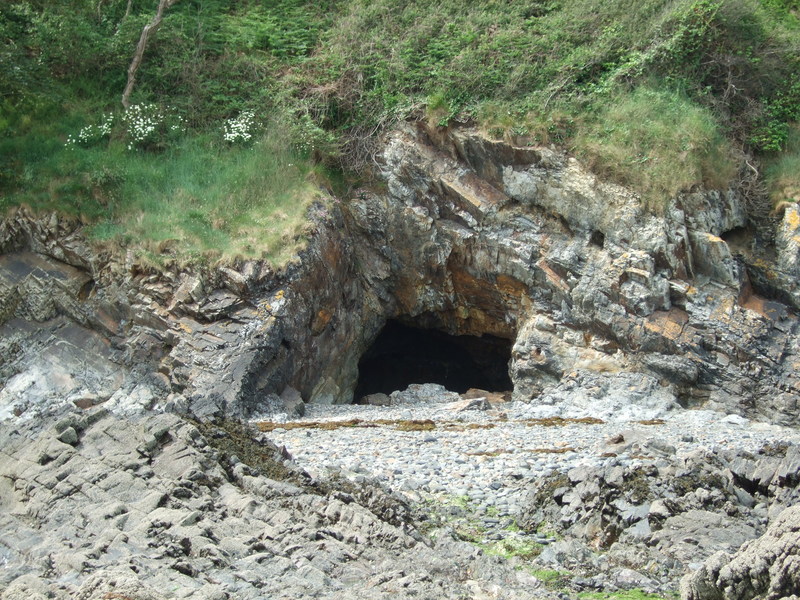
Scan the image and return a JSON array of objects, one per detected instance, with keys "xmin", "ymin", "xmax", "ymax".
[
  {"xmin": 1, "ymin": 118, "xmax": 321, "ymax": 267},
  {"xmin": 765, "ymin": 126, "xmax": 800, "ymax": 206},
  {"xmin": 309, "ymin": 0, "xmax": 796, "ymax": 200},
  {"xmin": 573, "ymin": 86, "xmax": 736, "ymax": 207},
  {"xmin": 530, "ymin": 568, "xmax": 565, "ymax": 582},
  {"xmin": 4, "ymin": 0, "xmax": 800, "ymax": 257},
  {"xmin": 93, "ymin": 132, "xmax": 319, "ymax": 265}
]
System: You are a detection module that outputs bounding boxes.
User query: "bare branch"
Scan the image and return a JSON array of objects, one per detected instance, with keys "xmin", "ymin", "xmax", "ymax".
[{"xmin": 122, "ymin": 0, "xmax": 179, "ymax": 109}]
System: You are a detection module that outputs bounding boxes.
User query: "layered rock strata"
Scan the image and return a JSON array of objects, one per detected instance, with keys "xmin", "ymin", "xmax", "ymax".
[
  {"xmin": 3, "ymin": 122, "xmax": 800, "ymax": 599},
  {"xmin": 3, "ymin": 123, "xmax": 800, "ymax": 423},
  {"xmin": 0, "ymin": 408, "xmax": 551, "ymax": 599}
]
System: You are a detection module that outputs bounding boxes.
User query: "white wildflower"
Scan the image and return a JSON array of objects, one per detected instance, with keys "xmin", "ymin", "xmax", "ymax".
[{"xmin": 223, "ymin": 111, "xmax": 257, "ymax": 144}]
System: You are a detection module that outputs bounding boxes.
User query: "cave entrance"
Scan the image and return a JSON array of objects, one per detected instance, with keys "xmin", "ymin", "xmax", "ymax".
[{"xmin": 353, "ymin": 320, "xmax": 513, "ymax": 401}]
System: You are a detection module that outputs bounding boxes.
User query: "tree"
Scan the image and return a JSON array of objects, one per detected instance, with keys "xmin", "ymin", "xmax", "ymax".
[{"xmin": 121, "ymin": 0, "xmax": 179, "ymax": 109}]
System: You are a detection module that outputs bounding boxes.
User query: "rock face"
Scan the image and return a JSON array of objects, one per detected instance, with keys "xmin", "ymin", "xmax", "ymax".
[
  {"xmin": 3, "ymin": 123, "xmax": 800, "ymax": 598},
  {"xmin": 517, "ymin": 440, "xmax": 800, "ymax": 587},
  {"xmin": 2, "ymin": 123, "xmax": 800, "ymax": 423},
  {"xmin": 681, "ymin": 504, "xmax": 800, "ymax": 600}
]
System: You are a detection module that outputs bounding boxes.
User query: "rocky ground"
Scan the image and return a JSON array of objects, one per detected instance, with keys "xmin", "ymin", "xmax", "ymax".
[
  {"xmin": 261, "ymin": 382, "xmax": 800, "ymax": 597},
  {"xmin": 3, "ymin": 383, "xmax": 799, "ymax": 600},
  {"xmin": 0, "ymin": 405, "xmax": 556, "ymax": 600}
]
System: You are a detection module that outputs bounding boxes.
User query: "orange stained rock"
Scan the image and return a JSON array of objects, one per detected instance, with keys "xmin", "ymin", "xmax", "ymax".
[
  {"xmin": 536, "ymin": 259, "xmax": 571, "ymax": 294},
  {"xmin": 496, "ymin": 274, "xmax": 528, "ymax": 297},
  {"xmin": 709, "ymin": 296, "xmax": 737, "ymax": 323},
  {"xmin": 311, "ymin": 308, "xmax": 333, "ymax": 335},
  {"xmin": 644, "ymin": 308, "xmax": 689, "ymax": 341},
  {"xmin": 786, "ymin": 207, "xmax": 800, "ymax": 229}
]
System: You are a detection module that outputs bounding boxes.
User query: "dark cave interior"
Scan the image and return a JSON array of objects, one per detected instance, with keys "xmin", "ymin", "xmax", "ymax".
[{"xmin": 353, "ymin": 319, "xmax": 513, "ymax": 401}]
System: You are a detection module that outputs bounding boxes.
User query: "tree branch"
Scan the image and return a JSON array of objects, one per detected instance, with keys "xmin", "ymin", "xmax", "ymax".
[{"xmin": 121, "ymin": 0, "xmax": 179, "ymax": 109}]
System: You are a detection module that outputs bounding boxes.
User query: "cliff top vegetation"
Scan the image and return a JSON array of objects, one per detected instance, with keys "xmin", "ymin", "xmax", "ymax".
[{"xmin": 1, "ymin": 0, "xmax": 799, "ymax": 263}]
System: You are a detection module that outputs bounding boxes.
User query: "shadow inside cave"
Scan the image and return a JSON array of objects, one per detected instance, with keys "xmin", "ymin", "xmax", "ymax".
[{"xmin": 353, "ymin": 319, "xmax": 513, "ymax": 401}]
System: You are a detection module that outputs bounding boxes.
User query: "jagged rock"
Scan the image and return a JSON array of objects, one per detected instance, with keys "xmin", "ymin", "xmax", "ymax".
[
  {"xmin": 0, "ymin": 408, "xmax": 556, "ymax": 599},
  {"xmin": 516, "ymin": 372, "xmax": 679, "ymax": 422},
  {"xmin": 4, "ymin": 122, "xmax": 800, "ymax": 599},
  {"xmin": 447, "ymin": 397, "xmax": 492, "ymax": 412},
  {"xmin": 280, "ymin": 385, "xmax": 306, "ymax": 416},
  {"xmin": 362, "ymin": 393, "xmax": 392, "ymax": 406},
  {"xmin": 519, "ymin": 442, "xmax": 800, "ymax": 588},
  {"xmin": 3, "ymin": 123, "xmax": 800, "ymax": 423},
  {"xmin": 681, "ymin": 505, "xmax": 800, "ymax": 600}
]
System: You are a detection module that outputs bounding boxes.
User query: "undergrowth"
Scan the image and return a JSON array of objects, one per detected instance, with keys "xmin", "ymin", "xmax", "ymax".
[
  {"xmin": 764, "ymin": 125, "xmax": 800, "ymax": 205},
  {"xmin": 2, "ymin": 0, "xmax": 800, "ymax": 259},
  {"xmin": 573, "ymin": 86, "xmax": 736, "ymax": 207},
  {"xmin": 1, "ymin": 116, "xmax": 320, "ymax": 266}
]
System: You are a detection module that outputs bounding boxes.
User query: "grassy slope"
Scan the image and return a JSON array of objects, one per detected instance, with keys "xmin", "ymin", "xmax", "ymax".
[{"xmin": 1, "ymin": 0, "xmax": 798, "ymax": 263}]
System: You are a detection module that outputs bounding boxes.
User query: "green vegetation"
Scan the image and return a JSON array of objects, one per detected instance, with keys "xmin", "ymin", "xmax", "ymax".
[
  {"xmin": 481, "ymin": 536, "xmax": 544, "ymax": 560},
  {"xmin": 765, "ymin": 126, "xmax": 800, "ymax": 204},
  {"xmin": 526, "ymin": 568, "xmax": 572, "ymax": 590},
  {"xmin": 574, "ymin": 86, "xmax": 735, "ymax": 205},
  {"xmin": 528, "ymin": 568, "xmax": 565, "ymax": 583},
  {"xmin": 2, "ymin": 0, "xmax": 799, "ymax": 261}
]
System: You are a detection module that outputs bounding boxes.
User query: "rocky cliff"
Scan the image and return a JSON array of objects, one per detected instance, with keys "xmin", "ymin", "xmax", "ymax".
[
  {"xmin": 3, "ymin": 122, "xmax": 800, "ymax": 598},
  {"xmin": 8, "ymin": 122, "xmax": 798, "ymax": 425}
]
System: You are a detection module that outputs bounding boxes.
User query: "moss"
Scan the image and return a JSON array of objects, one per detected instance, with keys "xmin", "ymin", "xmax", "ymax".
[
  {"xmin": 454, "ymin": 526, "xmax": 485, "ymax": 544},
  {"xmin": 481, "ymin": 537, "xmax": 543, "ymax": 560},
  {"xmin": 528, "ymin": 568, "xmax": 571, "ymax": 588}
]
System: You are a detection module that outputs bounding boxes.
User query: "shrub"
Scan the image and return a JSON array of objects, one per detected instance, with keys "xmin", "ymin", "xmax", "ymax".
[{"xmin": 765, "ymin": 126, "xmax": 800, "ymax": 204}]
